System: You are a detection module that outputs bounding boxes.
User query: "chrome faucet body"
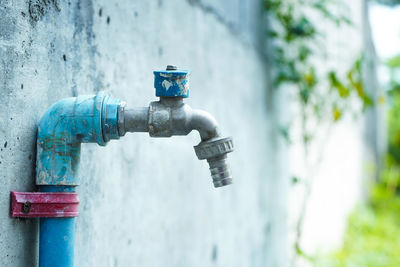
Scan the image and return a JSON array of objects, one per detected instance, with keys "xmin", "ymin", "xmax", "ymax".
[{"xmin": 119, "ymin": 66, "xmax": 234, "ymax": 187}]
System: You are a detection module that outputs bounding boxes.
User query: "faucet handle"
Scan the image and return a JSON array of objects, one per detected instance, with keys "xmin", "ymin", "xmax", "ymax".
[{"xmin": 153, "ymin": 65, "xmax": 190, "ymax": 98}]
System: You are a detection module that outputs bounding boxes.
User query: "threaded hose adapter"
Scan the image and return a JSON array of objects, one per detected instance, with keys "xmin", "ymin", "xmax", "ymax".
[{"xmin": 194, "ymin": 137, "xmax": 234, "ymax": 188}]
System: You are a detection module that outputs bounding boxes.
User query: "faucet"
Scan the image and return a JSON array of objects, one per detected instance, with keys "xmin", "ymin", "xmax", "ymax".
[
  {"xmin": 12, "ymin": 65, "xmax": 234, "ymax": 267},
  {"xmin": 35, "ymin": 65, "xmax": 234, "ymax": 188},
  {"xmin": 119, "ymin": 65, "xmax": 234, "ymax": 187}
]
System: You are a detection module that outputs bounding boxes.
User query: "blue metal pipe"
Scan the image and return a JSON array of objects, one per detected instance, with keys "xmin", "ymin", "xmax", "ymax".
[
  {"xmin": 40, "ymin": 217, "xmax": 75, "ymax": 267},
  {"xmin": 35, "ymin": 92, "xmax": 120, "ymax": 267},
  {"xmin": 39, "ymin": 186, "xmax": 76, "ymax": 267},
  {"xmin": 36, "ymin": 92, "xmax": 120, "ymax": 186}
]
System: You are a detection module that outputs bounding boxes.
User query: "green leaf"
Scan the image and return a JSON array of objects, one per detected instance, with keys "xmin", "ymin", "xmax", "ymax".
[
  {"xmin": 289, "ymin": 16, "xmax": 316, "ymax": 39},
  {"xmin": 279, "ymin": 126, "xmax": 291, "ymax": 143},
  {"xmin": 298, "ymin": 45, "xmax": 312, "ymax": 62},
  {"xmin": 332, "ymin": 106, "xmax": 342, "ymax": 121},
  {"xmin": 304, "ymin": 67, "xmax": 317, "ymax": 87},
  {"xmin": 328, "ymin": 71, "xmax": 350, "ymax": 98}
]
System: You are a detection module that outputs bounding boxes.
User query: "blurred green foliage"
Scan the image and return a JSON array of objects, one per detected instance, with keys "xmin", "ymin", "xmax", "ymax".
[
  {"xmin": 382, "ymin": 55, "xmax": 400, "ymax": 192},
  {"xmin": 386, "ymin": 55, "xmax": 400, "ymax": 68},
  {"xmin": 265, "ymin": 0, "xmax": 399, "ymax": 263},
  {"xmin": 264, "ymin": 0, "xmax": 373, "ymax": 132},
  {"xmin": 264, "ymin": 0, "xmax": 375, "ymax": 260},
  {"xmin": 316, "ymin": 187, "xmax": 400, "ymax": 267},
  {"xmin": 315, "ymin": 55, "xmax": 400, "ymax": 266},
  {"xmin": 372, "ymin": 0, "xmax": 400, "ymax": 6}
]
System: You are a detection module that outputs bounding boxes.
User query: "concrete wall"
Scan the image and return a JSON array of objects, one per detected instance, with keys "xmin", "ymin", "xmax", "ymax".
[{"xmin": 0, "ymin": 1, "xmax": 288, "ymax": 266}]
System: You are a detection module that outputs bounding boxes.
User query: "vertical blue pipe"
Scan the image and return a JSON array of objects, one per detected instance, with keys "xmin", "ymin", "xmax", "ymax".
[
  {"xmin": 35, "ymin": 92, "xmax": 120, "ymax": 266},
  {"xmin": 39, "ymin": 186, "xmax": 76, "ymax": 267}
]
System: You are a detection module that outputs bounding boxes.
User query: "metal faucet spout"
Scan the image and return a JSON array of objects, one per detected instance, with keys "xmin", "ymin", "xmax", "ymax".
[
  {"xmin": 120, "ymin": 65, "xmax": 234, "ymax": 187},
  {"xmin": 189, "ymin": 109, "xmax": 220, "ymax": 141}
]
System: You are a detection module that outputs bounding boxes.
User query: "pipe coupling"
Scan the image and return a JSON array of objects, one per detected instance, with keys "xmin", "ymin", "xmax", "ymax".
[{"xmin": 148, "ymin": 101, "xmax": 172, "ymax": 137}]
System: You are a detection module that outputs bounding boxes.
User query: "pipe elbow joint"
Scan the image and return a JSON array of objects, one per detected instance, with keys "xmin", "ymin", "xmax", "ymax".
[{"xmin": 36, "ymin": 92, "xmax": 121, "ymax": 186}]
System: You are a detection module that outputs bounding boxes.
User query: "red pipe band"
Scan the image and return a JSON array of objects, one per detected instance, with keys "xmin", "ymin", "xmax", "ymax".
[{"xmin": 10, "ymin": 191, "xmax": 79, "ymax": 218}]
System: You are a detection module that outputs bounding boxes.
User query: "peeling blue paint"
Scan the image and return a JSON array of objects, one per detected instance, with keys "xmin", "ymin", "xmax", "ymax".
[
  {"xmin": 35, "ymin": 92, "xmax": 120, "ymax": 186},
  {"xmin": 154, "ymin": 70, "xmax": 190, "ymax": 98}
]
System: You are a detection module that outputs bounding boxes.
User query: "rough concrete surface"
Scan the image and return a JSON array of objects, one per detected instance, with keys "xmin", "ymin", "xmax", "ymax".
[{"xmin": 0, "ymin": 0, "xmax": 288, "ymax": 266}]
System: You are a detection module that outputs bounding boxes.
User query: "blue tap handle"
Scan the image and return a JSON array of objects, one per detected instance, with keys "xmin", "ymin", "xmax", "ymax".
[{"xmin": 153, "ymin": 66, "xmax": 190, "ymax": 98}]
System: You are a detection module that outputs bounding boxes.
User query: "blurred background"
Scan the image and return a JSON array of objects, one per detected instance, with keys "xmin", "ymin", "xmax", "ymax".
[
  {"xmin": 0, "ymin": 0, "xmax": 399, "ymax": 266},
  {"xmin": 275, "ymin": 0, "xmax": 400, "ymax": 266}
]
